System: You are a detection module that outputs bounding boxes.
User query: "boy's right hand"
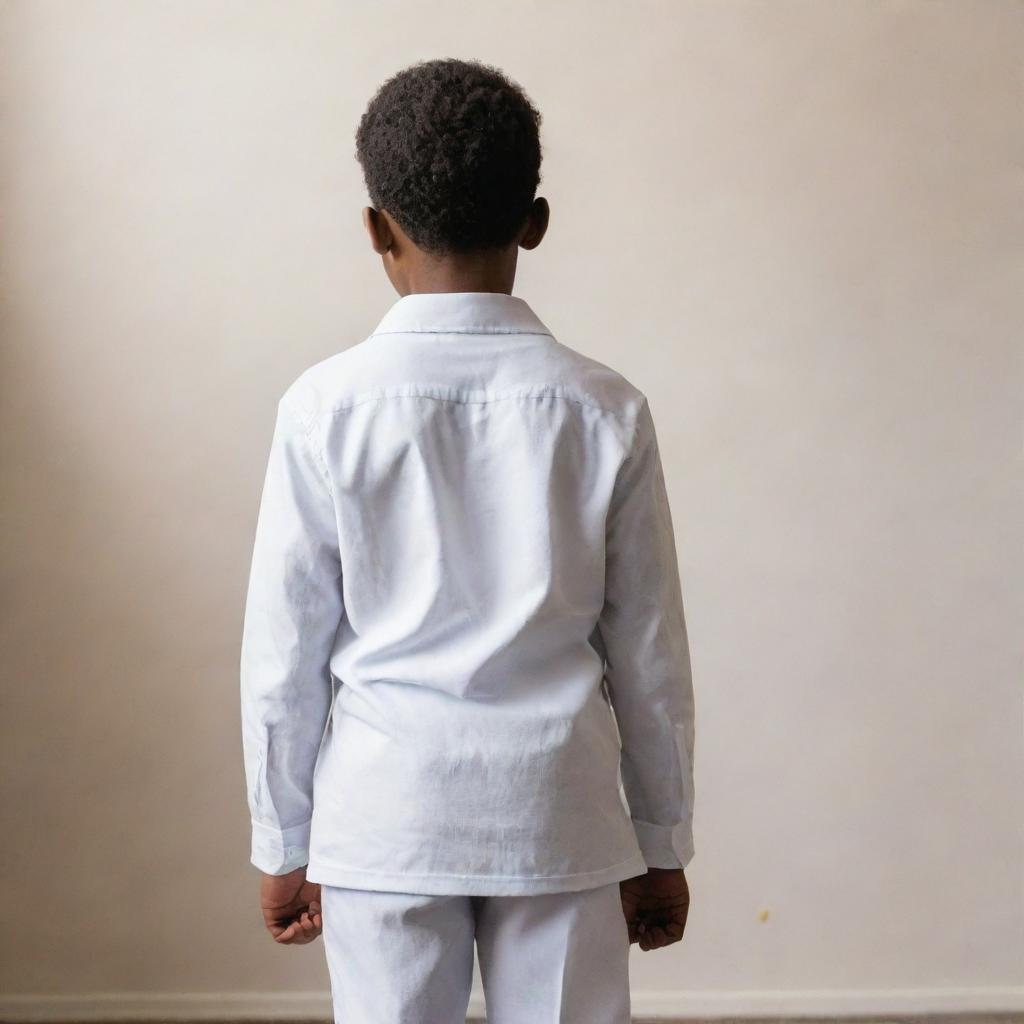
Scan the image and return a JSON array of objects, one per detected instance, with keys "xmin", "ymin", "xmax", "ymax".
[{"xmin": 619, "ymin": 867, "xmax": 690, "ymax": 950}]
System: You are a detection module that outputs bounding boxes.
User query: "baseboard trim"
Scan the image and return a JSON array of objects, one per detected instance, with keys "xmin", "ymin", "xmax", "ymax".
[{"xmin": 1, "ymin": 987, "xmax": 1023, "ymax": 1021}]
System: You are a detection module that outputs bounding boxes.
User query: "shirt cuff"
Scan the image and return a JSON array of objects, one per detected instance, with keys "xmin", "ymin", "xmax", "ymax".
[
  {"xmin": 251, "ymin": 818, "xmax": 312, "ymax": 875},
  {"xmin": 631, "ymin": 817, "xmax": 694, "ymax": 871}
]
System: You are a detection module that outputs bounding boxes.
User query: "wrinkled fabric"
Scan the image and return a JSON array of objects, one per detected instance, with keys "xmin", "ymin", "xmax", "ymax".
[
  {"xmin": 239, "ymin": 291, "xmax": 695, "ymax": 894},
  {"xmin": 320, "ymin": 880, "xmax": 631, "ymax": 1024}
]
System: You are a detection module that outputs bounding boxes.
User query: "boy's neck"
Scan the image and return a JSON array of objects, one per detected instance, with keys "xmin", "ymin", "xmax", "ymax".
[{"xmin": 393, "ymin": 248, "xmax": 518, "ymax": 298}]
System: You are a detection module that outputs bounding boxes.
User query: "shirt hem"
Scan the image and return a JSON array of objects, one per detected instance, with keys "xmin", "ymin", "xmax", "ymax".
[{"xmin": 304, "ymin": 850, "xmax": 650, "ymax": 896}]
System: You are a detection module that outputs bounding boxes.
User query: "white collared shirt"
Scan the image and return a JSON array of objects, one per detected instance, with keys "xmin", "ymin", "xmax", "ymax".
[{"xmin": 240, "ymin": 291, "xmax": 695, "ymax": 895}]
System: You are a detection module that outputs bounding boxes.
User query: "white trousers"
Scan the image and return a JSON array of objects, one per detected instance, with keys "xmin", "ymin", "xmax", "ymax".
[{"xmin": 320, "ymin": 880, "xmax": 631, "ymax": 1023}]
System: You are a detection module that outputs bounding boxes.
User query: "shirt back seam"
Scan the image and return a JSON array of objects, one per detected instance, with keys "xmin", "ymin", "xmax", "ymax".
[{"xmin": 312, "ymin": 387, "xmax": 630, "ymax": 421}]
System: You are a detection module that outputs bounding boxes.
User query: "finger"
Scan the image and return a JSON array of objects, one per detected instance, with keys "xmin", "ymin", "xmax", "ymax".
[
  {"xmin": 274, "ymin": 921, "xmax": 298, "ymax": 944},
  {"xmin": 645, "ymin": 924, "xmax": 670, "ymax": 948},
  {"xmin": 295, "ymin": 914, "xmax": 310, "ymax": 941},
  {"xmin": 302, "ymin": 911, "xmax": 322, "ymax": 942}
]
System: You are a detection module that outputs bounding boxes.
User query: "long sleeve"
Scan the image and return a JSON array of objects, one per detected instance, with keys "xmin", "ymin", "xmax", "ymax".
[
  {"xmin": 239, "ymin": 391, "xmax": 344, "ymax": 875},
  {"xmin": 598, "ymin": 395, "xmax": 696, "ymax": 871}
]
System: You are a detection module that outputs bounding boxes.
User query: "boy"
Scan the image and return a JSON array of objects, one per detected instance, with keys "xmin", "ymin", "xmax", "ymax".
[{"xmin": 240, "ymin": 58, "xmax": 695, "ymax": 1023}]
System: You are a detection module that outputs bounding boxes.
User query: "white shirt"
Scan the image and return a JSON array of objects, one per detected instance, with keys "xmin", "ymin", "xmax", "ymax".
[{"xmin": 240, "ymin": 290, "xmax": 695, "ymax": 895}]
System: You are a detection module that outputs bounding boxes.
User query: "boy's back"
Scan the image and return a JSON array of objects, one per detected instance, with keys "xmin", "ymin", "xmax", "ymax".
[{"xmin": 241, "ymin": 289, "xmax": 694, "ymax": 894}]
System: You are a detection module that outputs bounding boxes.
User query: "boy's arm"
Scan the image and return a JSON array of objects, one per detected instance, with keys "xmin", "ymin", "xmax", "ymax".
[
  {"xmin": 240, "ymin": 391, "xmax": 343, "ymax": 876},
  {"xmin": 598, "ymin": 395, "xmax": 696, "ymax": 871}
]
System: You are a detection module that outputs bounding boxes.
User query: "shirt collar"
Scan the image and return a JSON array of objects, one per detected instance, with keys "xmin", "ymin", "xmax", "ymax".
[{"xmin": 371, "ymin": 291, "xmax": 553, "ymax": 338}]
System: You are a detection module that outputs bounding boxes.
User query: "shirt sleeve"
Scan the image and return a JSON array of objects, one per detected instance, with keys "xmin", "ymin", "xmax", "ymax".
[
  {"xmin": 239, "ymin": 391, "xmax": 344, "ymax": 875},
  {"xmin": 598, "ymin": 395, "xmax": 696, "ymax": 871}
]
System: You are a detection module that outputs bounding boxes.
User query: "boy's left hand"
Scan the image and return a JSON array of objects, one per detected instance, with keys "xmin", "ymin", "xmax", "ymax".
[{"xmin": 259, "ymin": 866, "xmax": 322, "ymax": 944}]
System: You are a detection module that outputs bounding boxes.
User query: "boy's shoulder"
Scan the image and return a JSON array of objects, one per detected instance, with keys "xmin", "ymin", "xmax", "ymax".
[
  {"xmin": 544, "ymin": 337, "xmax": 647, "ymax": 412},
  {"xmin": 275, "ymin": 334, "xmax": 395, "ymax": 427},
  {"xmin": 278, "ymin": 328, "xmax": 648, "ymax": 432}
]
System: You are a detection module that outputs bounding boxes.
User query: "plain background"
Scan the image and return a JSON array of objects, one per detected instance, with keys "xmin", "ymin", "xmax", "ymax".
[{"xmin": 1, "ymin": 0, "xmax": 1022, "ymax": 1019}]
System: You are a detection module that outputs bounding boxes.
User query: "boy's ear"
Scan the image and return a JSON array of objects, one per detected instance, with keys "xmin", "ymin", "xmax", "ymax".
[
  {"xmin": 362, "ymin": 206, "xmax": 393, "ymax": 255},
  {"xmin": 518, "ymin": 197, "xmax": 549, "ymax": 251}
]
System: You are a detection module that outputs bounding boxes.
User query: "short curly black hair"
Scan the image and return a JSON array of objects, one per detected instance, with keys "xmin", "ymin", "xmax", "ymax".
[{"xmin": 355, "ymin": 58, "xmax": 542, "ymax": 255}]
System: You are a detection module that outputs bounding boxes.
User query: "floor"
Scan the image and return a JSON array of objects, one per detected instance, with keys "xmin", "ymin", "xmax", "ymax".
[
  {"xmin": 466, "ymin": 1018, "xmax": 1024, "ymax": 1024},
  {"xmin": 622, "ymin": 1019, "xmax": 1024, "ymax": 1024},
  {"xmin": 472, "ymin": 1018, "xmax": 1024, "ymax": 1024},
  {"xmin": 26, "ymin": 1017, "xmax": 1022, "ymax": 1024},
  {"xmin": 623, "ymin": 1018, "xmax": 1024, "ymax": 1024}
]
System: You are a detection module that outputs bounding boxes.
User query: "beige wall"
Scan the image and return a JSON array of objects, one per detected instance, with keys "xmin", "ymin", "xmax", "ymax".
[{"xmin": 2, "ymin": 0, "xmax": 1021, "ymax": 1017}]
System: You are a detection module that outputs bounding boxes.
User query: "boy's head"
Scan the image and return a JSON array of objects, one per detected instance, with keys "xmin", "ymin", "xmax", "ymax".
[{"xmin": 355, "ymin": 58, "xmax": 549, "ymax": 293}]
